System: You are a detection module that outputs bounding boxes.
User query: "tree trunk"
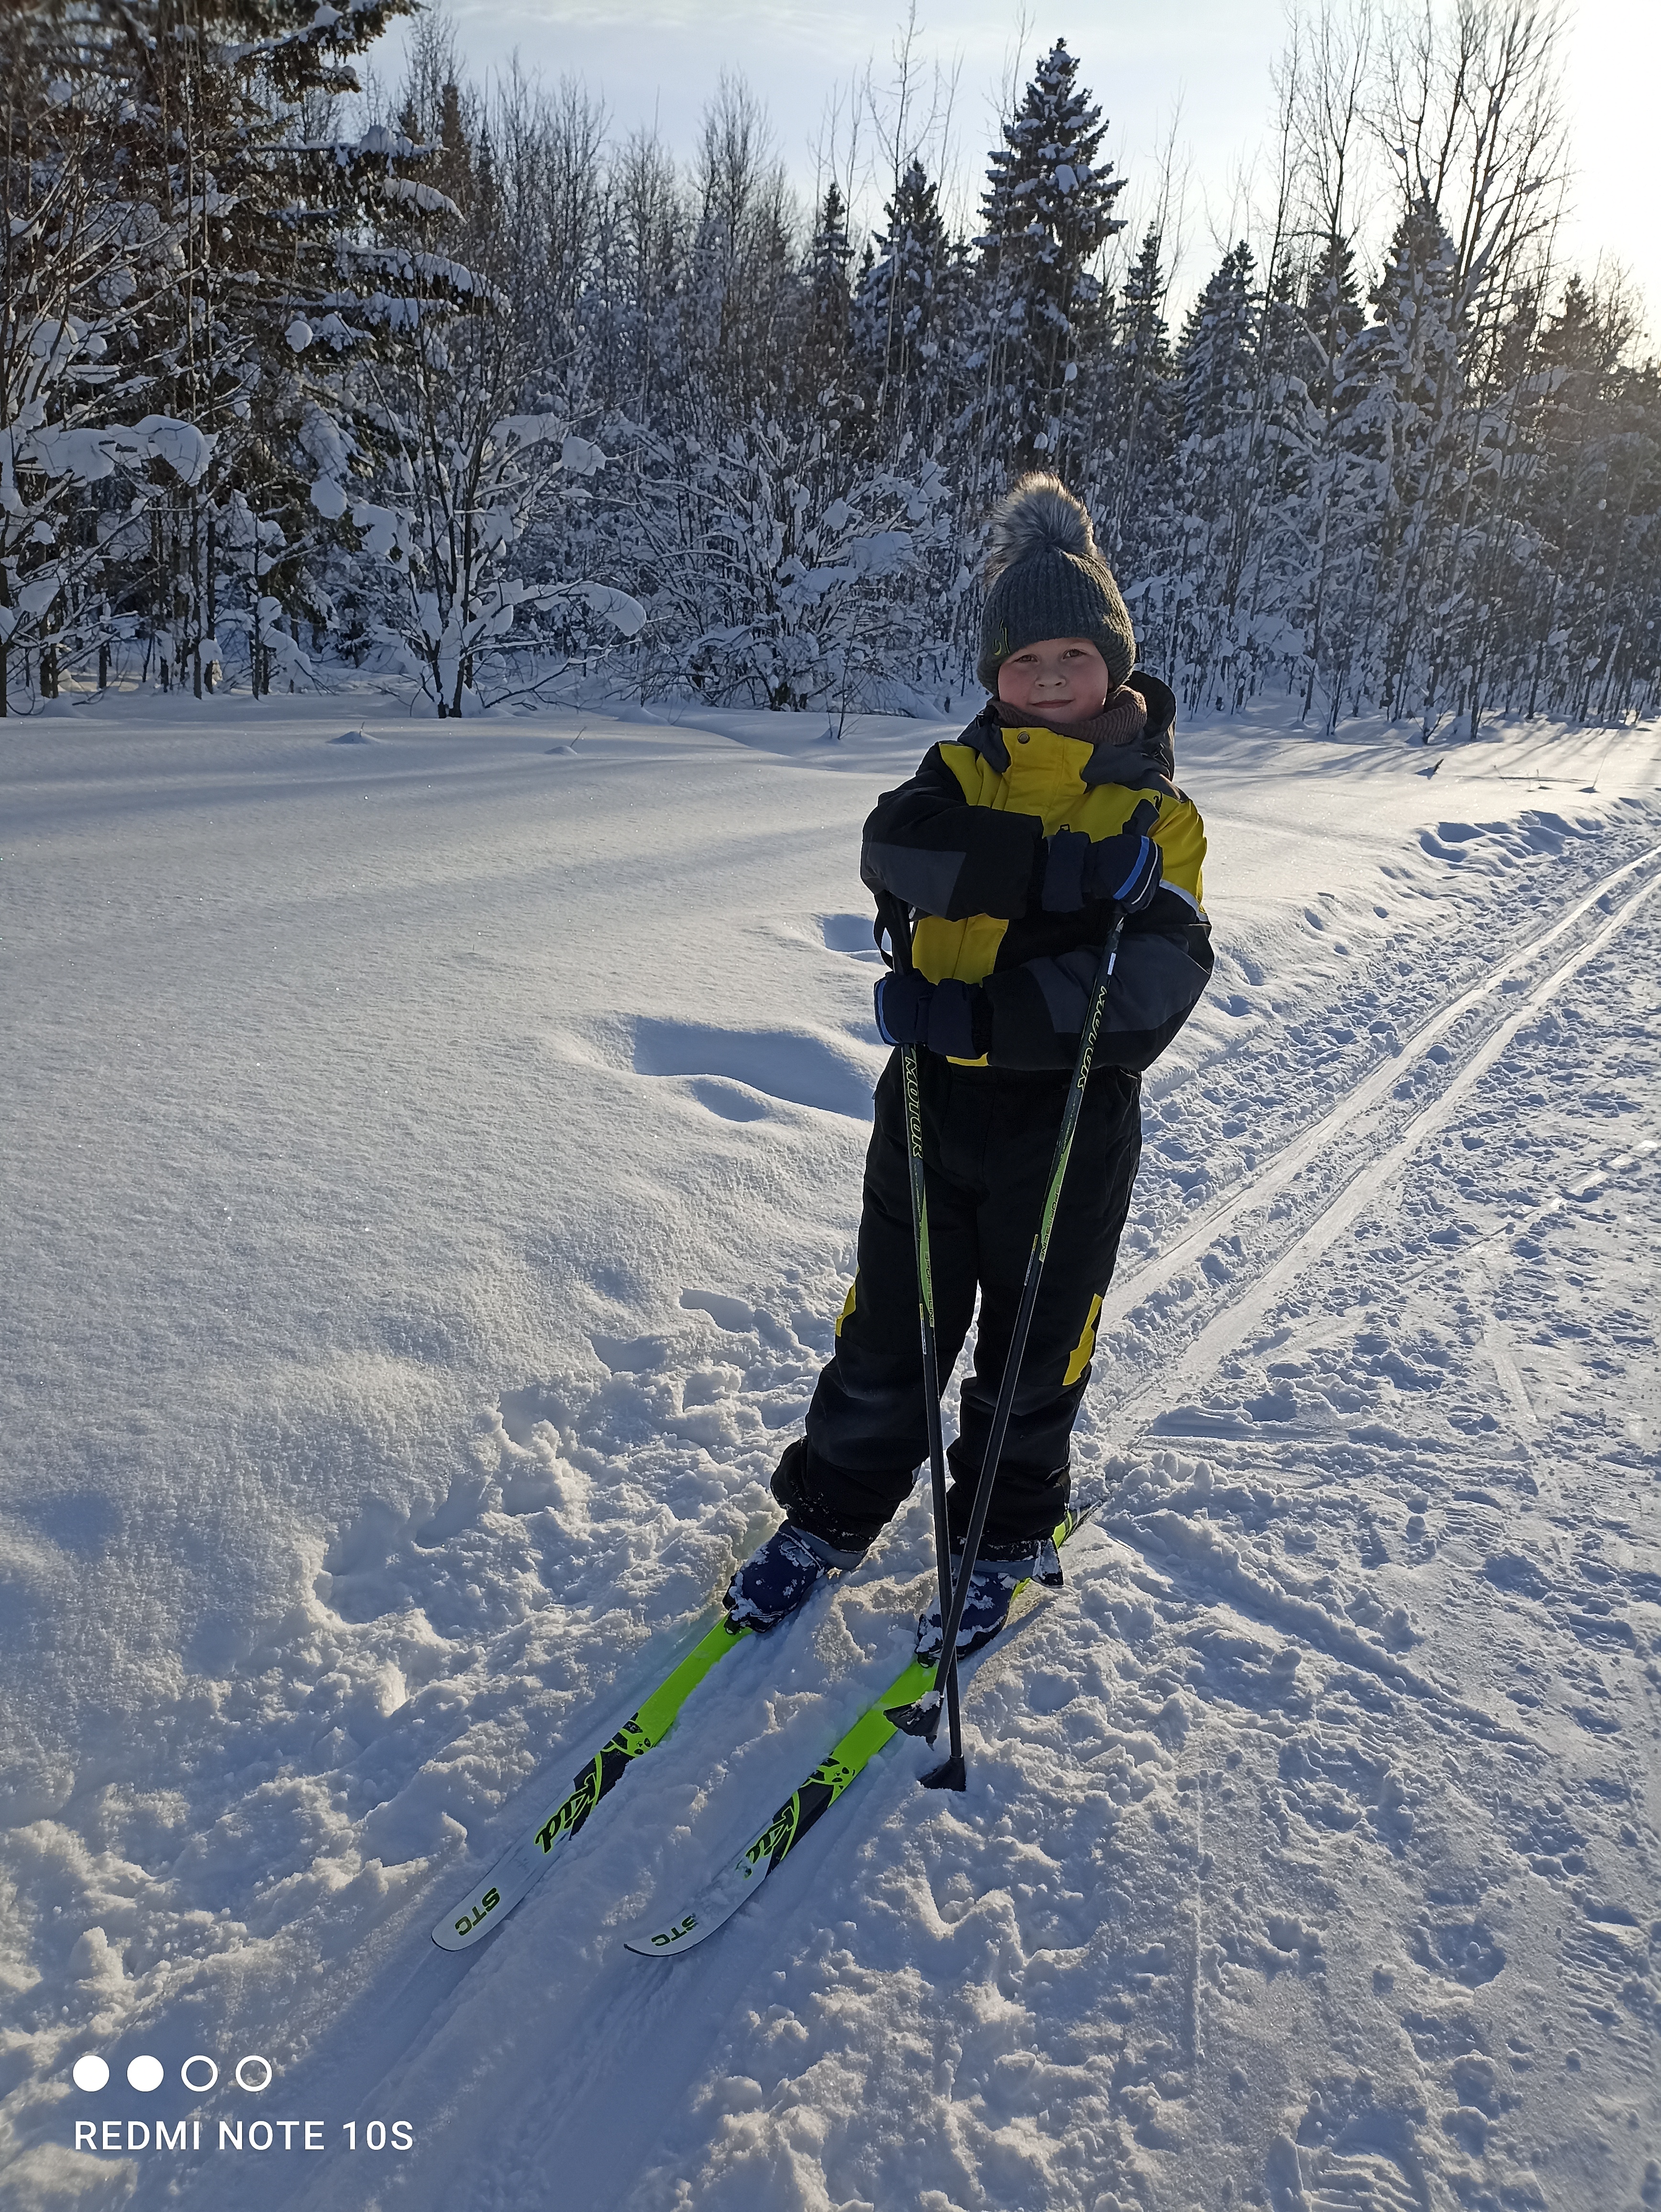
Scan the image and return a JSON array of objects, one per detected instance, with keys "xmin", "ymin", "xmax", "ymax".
[{"xmin": 205, "ymin": 516, "xmax": 217, "ymax": 693}]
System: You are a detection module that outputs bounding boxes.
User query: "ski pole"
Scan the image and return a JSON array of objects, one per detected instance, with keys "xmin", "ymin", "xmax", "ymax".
[
  {"xmin": 892, "ymin": 907, "xmax": 1128, "ymax": 1790},
  {"xmin": 874, "ymin": 891, "xmax": 963, "ymax": 1776}
]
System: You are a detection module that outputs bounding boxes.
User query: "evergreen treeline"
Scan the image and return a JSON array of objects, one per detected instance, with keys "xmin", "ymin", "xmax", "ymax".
[{"xmin": 3, "ymin": 0, "xmax": 1657, "ymax": 730}]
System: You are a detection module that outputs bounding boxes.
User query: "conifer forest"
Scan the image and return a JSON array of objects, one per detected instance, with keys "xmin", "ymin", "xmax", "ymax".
[{"xmin": 3, "ymin": 0, "xmax": 1658, "ymax": 734}]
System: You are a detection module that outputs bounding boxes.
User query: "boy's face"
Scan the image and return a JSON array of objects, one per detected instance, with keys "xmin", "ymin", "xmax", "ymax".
[{"xmin": 996, "ymin": 636, "xmax": 1113, "ymax": 725}]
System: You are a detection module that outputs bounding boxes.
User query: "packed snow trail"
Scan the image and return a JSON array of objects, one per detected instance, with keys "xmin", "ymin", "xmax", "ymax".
[
  {"xmin": 1114, "ymin": 846, "xmax": 1660, "ymax": 1410},
  {"xmin": 0, "ymin": 697, "xmax": 1656, "ymax": 2212},
  {"xmin": 1092, "ymin": 837, "xmax": 1661, "ymax": 1351}
]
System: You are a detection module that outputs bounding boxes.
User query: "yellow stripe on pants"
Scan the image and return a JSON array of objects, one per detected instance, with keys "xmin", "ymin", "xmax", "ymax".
[{"xmin": 1063, "ymin": 1292, "xmax": 1104, "ymax": 1386}]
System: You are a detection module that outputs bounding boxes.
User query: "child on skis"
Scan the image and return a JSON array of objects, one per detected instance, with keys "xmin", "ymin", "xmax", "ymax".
[{"xmin": 726, "ymin": 475, "xmax": 1213, "ymax": 1655}]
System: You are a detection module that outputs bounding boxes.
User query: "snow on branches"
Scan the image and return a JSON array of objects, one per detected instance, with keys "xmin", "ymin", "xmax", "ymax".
[{"xmin": 4, "ymin": 4, "xmax": 1657, "ymax": 732}]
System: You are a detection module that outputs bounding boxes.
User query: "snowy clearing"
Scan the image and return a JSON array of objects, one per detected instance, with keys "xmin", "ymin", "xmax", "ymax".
[{"xmin": 1, "ymin": 694, "xmax": 1658, "ymax": 2212}]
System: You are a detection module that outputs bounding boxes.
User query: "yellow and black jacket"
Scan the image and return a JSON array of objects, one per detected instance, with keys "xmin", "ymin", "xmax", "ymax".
[{"xmin": 861, "ymin": 675, "xmax": 1212, "ymax": 1073}]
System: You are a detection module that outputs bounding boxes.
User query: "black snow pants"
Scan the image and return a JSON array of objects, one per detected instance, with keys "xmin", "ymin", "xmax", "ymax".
[{"xmin": 781, "ymin": 1050, "xmax": 1142, "ymax": 1558}]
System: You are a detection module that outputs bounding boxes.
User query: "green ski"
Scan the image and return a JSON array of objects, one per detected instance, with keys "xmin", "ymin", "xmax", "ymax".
[
  {"xmin": 432, "ymin": 1612, "xmax": 752, "ymax": 1951},
  {"xmin": 624, "ymin": 1503, "xmax": 1097, "ymax": 1960}
]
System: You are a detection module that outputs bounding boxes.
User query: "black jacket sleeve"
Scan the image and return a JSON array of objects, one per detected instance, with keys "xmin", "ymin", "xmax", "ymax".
[
  {"xmin": 860, "ymin": 746, "xmax": 1044, "ymax": 920},
  {"xmin": 977, "ymin": 906, "xmax": 1216, "ymax": 1073}
]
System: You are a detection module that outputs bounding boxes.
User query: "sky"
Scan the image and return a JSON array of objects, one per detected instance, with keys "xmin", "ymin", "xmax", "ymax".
[{"xmin": 391, "ymin": 0, "xmax": 1659, "ymax": 338}]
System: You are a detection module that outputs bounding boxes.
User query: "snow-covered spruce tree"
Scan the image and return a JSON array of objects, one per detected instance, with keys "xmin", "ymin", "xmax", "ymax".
[
  {"xmin": 0, "ymin": 9, "xmax": 139, "ymax": 713},
  {"xmin": 1297, "ymin": 230, "xmax": 1371, "ymax": 725},
  {"xmin": 1454, "ymin": 274, "xmax": 1661, "ymax": 732},
  {"xmin": 1167, "ymin": 243, "xmax": 1261, "ymax": 710},
  {"xmin": 1089, "ymin": 227, "xmax": 1178, "ymax": 569},
  {"xmin": 1424, "ymin": 278, "xmax": 1547, "ymax": 739},
  {"xmin": 974, "ymin": 39, "xmax": 1126, "ymax": 486},
  {"xmin": 853, "ymin": 157, "xmax": 954, "ymax": 450},
  {"xmin": 0, "ymin": 4, "xmax": 271, "ymax": 708},
  {"xmin": 846, "ymin": 156, "xmax": 977, "ymax": 685},
  {"xmin": 89, "ymin": 0, "xmax": 431, "ymax": 699},
  {"xmin": 802, "ymin": 181, "xmax": 854, "ymax": 392},
  {"xmin": 1341, "ymin": 196, "xmax": 1464, "ymax": 728},
  {"xmin": 1080, "ymin": 225, "xmax": 1185, "ymax": 688},
  {"xmin": 1517, "ymin": 279, "xmax": 1661, "ymax": 724},
  {"xmin": 1237, "ymin": 258, "xmax": 1327, "ymax": 698},
  {"xmin": 323, "ymin": 77, "xmax": 642, "ymax": 716}
]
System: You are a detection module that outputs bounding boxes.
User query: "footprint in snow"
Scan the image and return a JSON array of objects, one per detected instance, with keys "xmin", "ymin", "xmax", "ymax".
[
  {"xmin": 1556, "ymin": 1909, "xmax": 1652, "ymax": 2059},
  {"xmin": 314, "ymin": 1500, "xmax": 408, "ymax": 1620},
  {"xmin": 1267, "ymin": 2075, "xmax": 1431, "ymax": 2212},
  {"xmin": 819, "ymin": 911, "xmax": 885, "ymax": 961},
  {"xmin": 632, "ymin": 1015, "xmax": 878, "ymax": 1119},
  {"xmin": 487, "ymin": 1381, "xmax": 596, "ymax": 1517},
  {"xmin": 588, "ymin": 1334, "xmax": 676, "ymax": 1375},
  {"xmin": 1415, "ymin": 1916, "xmax": 1507, "ymax": 1987}
]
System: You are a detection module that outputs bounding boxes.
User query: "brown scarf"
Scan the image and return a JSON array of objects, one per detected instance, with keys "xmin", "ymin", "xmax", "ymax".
[{"xmin": 995, "ymin": 683, "xmax": 1149, "ymax": 747}]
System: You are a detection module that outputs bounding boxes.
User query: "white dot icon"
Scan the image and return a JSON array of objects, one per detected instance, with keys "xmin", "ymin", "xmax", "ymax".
[
  {"xmin": 126, "ymin": 2056, "xmax": 164, "ymax": 2092},
  {"xmin": 72, "ymin": 2056, "xmax": 110, "ymax": 2092}
]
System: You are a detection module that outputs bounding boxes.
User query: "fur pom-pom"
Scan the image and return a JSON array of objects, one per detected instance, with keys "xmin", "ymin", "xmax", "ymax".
[{"xmin": 984, "ymin": 473, "xmax": 1097, "ymax": 582}]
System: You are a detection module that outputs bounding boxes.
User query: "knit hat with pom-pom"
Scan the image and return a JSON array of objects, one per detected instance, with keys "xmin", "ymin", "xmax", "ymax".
[{"xmin": 976, "ymin": 474, "xmax": 1137, "ymax": 693}]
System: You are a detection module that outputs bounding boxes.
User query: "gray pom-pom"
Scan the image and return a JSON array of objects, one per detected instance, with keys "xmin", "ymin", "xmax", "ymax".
[{"xmin": 984, "ymin": 472, "xmax": 1097, "ymax": 582}]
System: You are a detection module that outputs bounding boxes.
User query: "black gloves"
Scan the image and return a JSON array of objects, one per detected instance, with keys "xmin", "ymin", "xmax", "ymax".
[
  {"xmin": 1041, "ymin": 829, "xmax": 1163, "ymax": 914},
  {"xmin": 876, "ymin": 826, "xmax": 1163, "ymax": 1062},
  {"xmin": 874, "ymin": 973, "xmax": 981, "ymax": 1059}
]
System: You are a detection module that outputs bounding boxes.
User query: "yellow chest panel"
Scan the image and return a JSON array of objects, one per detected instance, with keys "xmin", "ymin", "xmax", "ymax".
[{"xmin": 913, "ymin": 727, "xmax": 1172, "ymax": 992}]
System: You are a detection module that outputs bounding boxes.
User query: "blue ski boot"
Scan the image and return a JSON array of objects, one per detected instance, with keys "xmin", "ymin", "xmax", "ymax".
[
  {"xmin": 724, "ymin": 1522, "xmax": 865, "ymax": 1630},
  {"xmin": 917, "ymin": 1538, "xmax": 1060, "ymax": 1659}
]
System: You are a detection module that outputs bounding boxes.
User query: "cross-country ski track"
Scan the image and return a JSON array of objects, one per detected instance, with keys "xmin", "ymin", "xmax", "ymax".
[
  {"xmin": 1103, "ymin": 843, "xmax": 1659, "ymax": 1409},
  {"xmin": 2, "ymin": 697, "xmax": 1657, "ymax": 2212},
  {"xmin": 1093, "ymin": 839, "xmax": 1661, "ymax": 1364}
]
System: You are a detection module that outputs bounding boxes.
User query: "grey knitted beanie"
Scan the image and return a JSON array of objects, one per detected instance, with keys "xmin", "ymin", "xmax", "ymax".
[{"xmin": 976, "ymin": 474, "xmax": 1137, "ymax": 693}]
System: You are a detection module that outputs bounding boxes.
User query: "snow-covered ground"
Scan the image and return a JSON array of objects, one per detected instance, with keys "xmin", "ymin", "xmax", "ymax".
[{"xmin": 1, "ymin": 690, "xmax": 1658, "ymax": 2212}]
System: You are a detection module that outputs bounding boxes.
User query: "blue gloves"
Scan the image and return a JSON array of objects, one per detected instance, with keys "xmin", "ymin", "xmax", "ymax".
[
  {"xmin": 1042, "ymin": 830, "xmax": 1163, "ymax": 914},
  {"xmin": 874, "ymin": 972, "xmax": 980, "ymax": 1059}
]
